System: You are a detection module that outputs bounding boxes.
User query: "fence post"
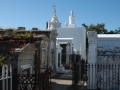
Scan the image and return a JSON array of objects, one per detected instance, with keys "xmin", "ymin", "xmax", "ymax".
[
  {"xmin": 2, "ymin": 65, "xmax": 5, "ymax": 90},
  {"xmin": 5, "ymin": 65, "xmax": 8, "ymax": 90},
  {"xmin": 87, "ymin": 31, "xmax": 97, "ymax": 89}
]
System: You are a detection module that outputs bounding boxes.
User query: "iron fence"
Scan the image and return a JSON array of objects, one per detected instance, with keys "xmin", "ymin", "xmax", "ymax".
[
  {"xmin": 14, "ymin": 68, "xmax": 51, "ymax": 90},
  {"xmin": 0, "ymin": 64, "xmax": 12, "ymax": 90},
  {"xmin": 72, "ymin": 63, "xmax": 120, "ymax": 90}
]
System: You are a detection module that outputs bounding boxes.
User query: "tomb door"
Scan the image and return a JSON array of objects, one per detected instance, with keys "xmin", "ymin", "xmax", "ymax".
[
  {"xmin": 58, "ymin": 53, "xmax": 60, "ymax": 67},
  {"xmin": 60, "ymin": 44, "xmax": 67, "ymax": 66}
]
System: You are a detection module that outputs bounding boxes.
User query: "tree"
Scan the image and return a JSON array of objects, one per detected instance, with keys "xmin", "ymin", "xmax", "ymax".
[
  {"xmin": 112, "ymin": 27, "xmax": 120, "ymax": 34},
  {"xmin": 82, "ymin": 23, "xmax": 120, "ymax": 34},
  {"xmin": 107, "ymin": 30, "xmax": 115, "ymax": 34},
  {"xmin": 82, "ymin": 23, "xmax": 108, "ymax": 34}
]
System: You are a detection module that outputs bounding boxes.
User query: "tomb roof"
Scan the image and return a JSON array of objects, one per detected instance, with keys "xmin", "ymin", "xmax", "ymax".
[{"xmin": 98, "ymin": 34, "xmax": 120, "ymax": 38}]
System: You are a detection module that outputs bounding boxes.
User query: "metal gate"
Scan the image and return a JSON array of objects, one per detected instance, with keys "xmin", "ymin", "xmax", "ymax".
[
  {"xmin": 72, "ymin": 57, "xmax": 88, "ymax": 90},
  {"xmin": 13, "ymin": 68, "xmax": 51, "ymax": 90},
  {"xmin": 72, "ymin": 62, "xmax": 120, "ymax": 90}
]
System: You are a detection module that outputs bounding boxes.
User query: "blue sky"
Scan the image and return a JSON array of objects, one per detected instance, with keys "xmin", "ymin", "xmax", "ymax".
[{"xmin": 0, "ymin": 0, "xmax": 120, "ymax": 31}]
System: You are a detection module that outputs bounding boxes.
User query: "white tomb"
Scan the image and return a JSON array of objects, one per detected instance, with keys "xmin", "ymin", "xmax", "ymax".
[
  {"xmin": 56, "ymin": 41, "xmax": 70, "ymax": 73},
  {"xmin": 87, "ymin": 32, "xmax": 120, "ymax": 89},
  {"xmin": 47, "ymin": 6, "xmax": 86, "ymax": 60}
]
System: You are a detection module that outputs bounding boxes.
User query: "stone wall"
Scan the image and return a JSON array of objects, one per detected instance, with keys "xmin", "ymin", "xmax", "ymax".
[{"xmin": 0, "ymin": 41, "xmax": 19, "ymax": 55}]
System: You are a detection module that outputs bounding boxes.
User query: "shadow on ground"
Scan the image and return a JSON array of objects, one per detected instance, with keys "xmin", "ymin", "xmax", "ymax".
[
  {"xmin": 51, "ymin": 71, "xmax": 73, "ymax": 90},
  {"xmin": 51, "ymin": 80, "xmax": 73, "ymax": 90}
]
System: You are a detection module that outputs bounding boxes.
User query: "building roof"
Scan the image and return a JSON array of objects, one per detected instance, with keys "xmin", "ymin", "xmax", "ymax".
[{"xmin": 98, "ymin": 34, "xmax": 120, "ymax": 38}]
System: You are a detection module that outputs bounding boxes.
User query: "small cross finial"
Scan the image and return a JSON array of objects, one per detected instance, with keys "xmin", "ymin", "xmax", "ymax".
[
  {"xmin": 53, "ymin": 4, "xmax": 56, "ymax": 8},
  {"xmin": 53, "ymin": 4, "xmax": 56, "ymax": 16},
  {"xmin": 70, "ymin": 10, "xmax": 73, "ymax": 16}
]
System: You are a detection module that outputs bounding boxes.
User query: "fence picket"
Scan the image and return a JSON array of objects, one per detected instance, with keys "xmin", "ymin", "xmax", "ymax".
[
  {"xmin": 10, "ymin": 64, "xmax": 12, "ymax": 90},
  {"xmin": 72, "ymin": 62, "xmax": 120, "ymax": 90},
  {"xmin": 0, "ymin": 64, "xmax": 12, "ymax": 90}
]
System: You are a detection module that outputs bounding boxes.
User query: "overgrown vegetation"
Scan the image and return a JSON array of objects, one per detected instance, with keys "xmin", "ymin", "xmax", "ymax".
[
  {"xmin": 6, "ymin": 28, "xmax": 14, "ymax": 31},
  {"xmin": 0, "ymin": 55, "xmax": 6, "ymax": 66},
  {"xmin": 11, "ymin": 32, "xmax": 32, "ymax": 38}
]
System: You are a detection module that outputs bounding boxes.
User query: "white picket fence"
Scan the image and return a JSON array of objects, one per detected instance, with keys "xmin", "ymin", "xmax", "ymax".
[{"xmin": 0, "ymin": 64, "xmax": 12, "ymax": 90}]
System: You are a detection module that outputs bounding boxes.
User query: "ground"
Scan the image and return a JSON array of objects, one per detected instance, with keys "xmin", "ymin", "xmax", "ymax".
[
  {"xmin": 51, "ymin": 79, "xmax": 72, "ymax": 90},
  {"xmin": 51, "ymin": 71, "xmax": 73, "ymax": 90},
  {"xmin": 51, "ymin": 70, "xmax": 87, "ymax": 90}
]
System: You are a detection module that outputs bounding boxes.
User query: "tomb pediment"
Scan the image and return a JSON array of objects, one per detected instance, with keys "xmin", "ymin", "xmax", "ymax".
[{"xmin": 16, "ymin": 43, "xmax": 35, "ymax": 54}]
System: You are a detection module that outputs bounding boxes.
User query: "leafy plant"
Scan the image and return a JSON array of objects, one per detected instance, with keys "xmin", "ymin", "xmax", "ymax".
[
  {"xmin": 12, "ymin": 31, "xmax": 17, "ymax": 36},
  {"xmin": 11, "ymin": 32, "xmax": 32, "ymax": 39},
  {"xmin": 0, "ymin": 55, "xmax": 6, "ymax": 66}
]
